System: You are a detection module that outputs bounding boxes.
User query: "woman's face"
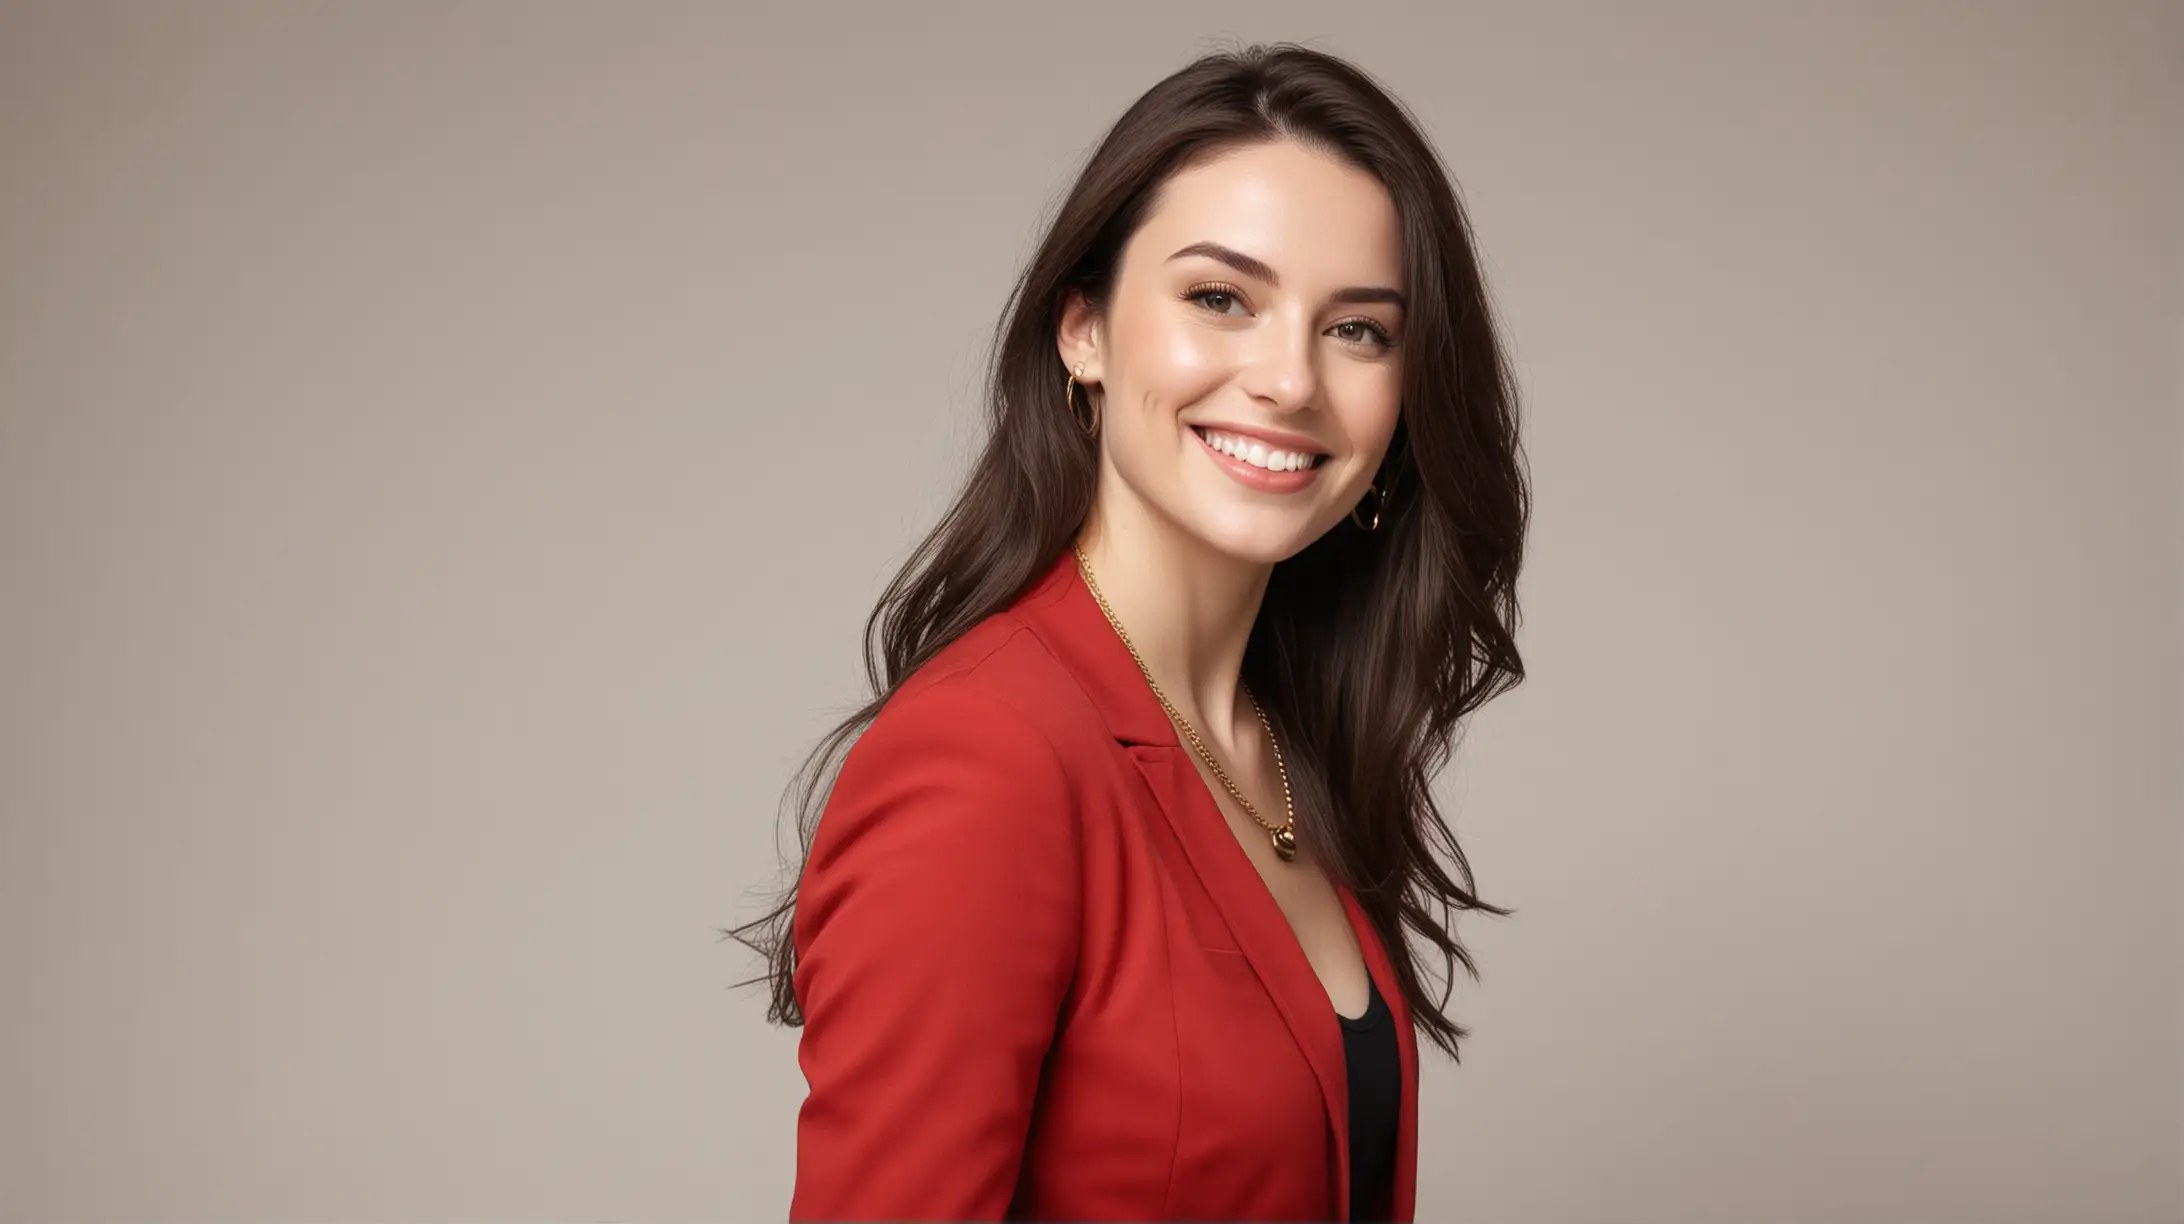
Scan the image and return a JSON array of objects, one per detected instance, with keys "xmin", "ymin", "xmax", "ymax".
[{"xmin": 1061, "ymin": 139, "xmax": 1406, "ymax": 564}]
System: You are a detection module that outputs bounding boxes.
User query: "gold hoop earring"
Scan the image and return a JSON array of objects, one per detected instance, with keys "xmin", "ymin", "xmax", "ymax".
[
  {"xmin": 1349, "ymin": 480, "xmax": 1383, "ymax": 531},
  {"xmin": 1064, "ymin": 362, "xmax": 1099, "ymax": 438}
]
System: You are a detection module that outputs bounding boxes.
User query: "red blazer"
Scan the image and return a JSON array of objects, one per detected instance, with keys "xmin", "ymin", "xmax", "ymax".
[{"xmin": 789, "ymin": 549, "xmax": 1420, "ymax": 1221}]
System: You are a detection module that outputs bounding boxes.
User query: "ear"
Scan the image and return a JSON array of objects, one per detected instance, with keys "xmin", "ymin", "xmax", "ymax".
[{"xmin": 1055, "ymin": 288, "xmax": 1104, "ymax": 383}]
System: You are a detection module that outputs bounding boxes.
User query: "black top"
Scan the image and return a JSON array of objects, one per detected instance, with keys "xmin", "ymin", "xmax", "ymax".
[{"xmin": 1340, "ymin": 973, "xmax": 1400, "ymax": 1222}]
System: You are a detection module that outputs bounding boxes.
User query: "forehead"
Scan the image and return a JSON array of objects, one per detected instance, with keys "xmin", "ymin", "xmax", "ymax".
[{"xmin": 1126, "ymin": 140, "xmax": 1402, "ymax": 289}]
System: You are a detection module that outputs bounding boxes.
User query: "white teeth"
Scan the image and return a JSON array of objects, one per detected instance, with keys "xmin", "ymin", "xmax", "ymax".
[{"xmin": 1197, "ymin": 428, "xmax": 1318, "ymax": 473}]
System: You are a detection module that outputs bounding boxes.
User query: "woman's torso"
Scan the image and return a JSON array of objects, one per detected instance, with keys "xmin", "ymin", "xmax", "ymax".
[{"xmin": 788, "ymin": 553, "xmax": 1419, "ymax": 1221}]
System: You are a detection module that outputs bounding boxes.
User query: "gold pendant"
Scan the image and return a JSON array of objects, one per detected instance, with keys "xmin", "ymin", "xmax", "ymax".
[{"xmin": 1270, "ymin": 825, "xmax": 1298, "ymax": 862}]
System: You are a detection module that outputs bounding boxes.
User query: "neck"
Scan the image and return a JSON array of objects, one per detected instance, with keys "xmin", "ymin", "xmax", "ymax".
[{"xmin": 1073, "ymin": 480, "xmax": 1271, "ymax": 751}]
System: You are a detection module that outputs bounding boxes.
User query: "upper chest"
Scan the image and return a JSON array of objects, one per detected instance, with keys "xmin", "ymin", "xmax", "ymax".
[{"xmin": 1176, "ymin": 747, "xmax": 1373, "ymax": 1019}]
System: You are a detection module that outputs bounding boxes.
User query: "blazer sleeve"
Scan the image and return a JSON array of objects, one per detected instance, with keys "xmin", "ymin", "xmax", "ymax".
[{"xmin": 787, "ymin": 678, "xmax": 1082, "ymax": 1221}]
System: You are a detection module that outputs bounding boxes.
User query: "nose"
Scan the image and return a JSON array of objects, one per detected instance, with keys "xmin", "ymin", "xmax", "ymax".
[{"xmin": 1240, "ymin": 311, "xmax": 1320, "ymax": 415}]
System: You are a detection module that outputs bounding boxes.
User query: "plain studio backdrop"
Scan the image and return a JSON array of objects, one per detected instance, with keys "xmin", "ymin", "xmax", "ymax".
[{"xmin": 1, "ymin": 2, "xmax": 2179, "ymax": 1221}]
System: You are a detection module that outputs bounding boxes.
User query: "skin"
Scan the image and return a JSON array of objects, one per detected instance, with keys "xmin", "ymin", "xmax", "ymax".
[{"xmin": 1056, "ymin": 138, "xmax": 1405, "ymax": 1016}]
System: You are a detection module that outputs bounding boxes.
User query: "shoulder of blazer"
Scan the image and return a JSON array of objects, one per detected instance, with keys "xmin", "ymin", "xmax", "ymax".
[{"xmin": 871, "ymin": 606, "xmax": 1114, "ymax": 773}]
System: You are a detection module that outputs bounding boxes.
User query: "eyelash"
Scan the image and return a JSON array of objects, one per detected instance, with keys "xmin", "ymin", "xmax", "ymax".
[{"xmin": 1182, "ymin": 282, "xmax": 1399, "ymax": 351}]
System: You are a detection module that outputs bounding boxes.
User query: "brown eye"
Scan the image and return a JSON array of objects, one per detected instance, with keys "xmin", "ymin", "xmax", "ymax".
[
  {"xmin": 1332, "ymin": 319, "xmax": 1397, "ymax": 350},
  {"xmin": 1183, "ymin": 284, "xmax": 1249, "ymax": 316}
]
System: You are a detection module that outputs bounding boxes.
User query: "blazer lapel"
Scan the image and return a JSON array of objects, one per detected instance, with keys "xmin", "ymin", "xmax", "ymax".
[
  {"xmin": 1128, "ymin": 746, "xmax": 1353, "ymax": 1214},
  {"xmin": 1009, "ymin": 550, "xmax": 1358, "ymax": 1219}
]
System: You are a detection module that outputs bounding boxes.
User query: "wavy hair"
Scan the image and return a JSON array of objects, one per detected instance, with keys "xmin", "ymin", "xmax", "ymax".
[{"xmin": 731, "ymin": 40, "xmax": 1528, "ymax": 1061}]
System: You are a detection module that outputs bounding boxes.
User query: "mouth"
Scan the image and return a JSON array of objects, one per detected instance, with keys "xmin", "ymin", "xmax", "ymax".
[
  {"xmin": 1188, "ymin": 424, "xmax": 1329, "ymax": 493},
  {"xmin": 1188, "ymin": 425, "xmax": 1330, "ymax": 472}
]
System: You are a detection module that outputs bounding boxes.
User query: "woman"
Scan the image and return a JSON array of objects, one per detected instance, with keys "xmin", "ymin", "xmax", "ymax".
[{"xmin": 736, "ymin": 42, "xmax": 1528, "ymax": 1222}]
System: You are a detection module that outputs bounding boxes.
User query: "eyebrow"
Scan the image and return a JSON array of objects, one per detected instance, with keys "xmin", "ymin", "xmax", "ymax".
[{"xmin": 1165, "ymin": 240, "xmax": 1407, "ymax": 311}]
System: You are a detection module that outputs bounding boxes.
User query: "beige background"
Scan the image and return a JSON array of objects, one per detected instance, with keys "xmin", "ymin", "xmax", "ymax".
[{"xmin": 2, "ymin": 1, "xmax": 2179, "ymax": 1220}]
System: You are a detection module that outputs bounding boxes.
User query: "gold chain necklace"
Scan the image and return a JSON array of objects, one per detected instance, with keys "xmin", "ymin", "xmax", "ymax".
[{"xmin": 1071, "ymin": 541, "xmax": 1299, "ymax": 862}]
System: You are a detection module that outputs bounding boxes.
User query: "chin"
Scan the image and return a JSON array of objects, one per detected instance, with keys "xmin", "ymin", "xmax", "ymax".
[{"xmin": 1177, "ymin": 503, "xmax": 1327, "ymax": 566}]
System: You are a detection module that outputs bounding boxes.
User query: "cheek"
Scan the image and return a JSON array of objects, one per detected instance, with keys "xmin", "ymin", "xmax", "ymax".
[
  {"xmin": 1153, "ymin": 319, "xmax": 1226, "ymax": 381},
  {"xmin": 1331, "ymin": 375, "xmax": 1404, "ymax": 457},
  {"xmin": 1111, "ymin": 307, "xmax": 1231, "ymax": 413}
]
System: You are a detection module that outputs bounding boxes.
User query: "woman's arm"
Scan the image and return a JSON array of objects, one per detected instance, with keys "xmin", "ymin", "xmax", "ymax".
[{"xmin": 787, "ymin": 677, "xmax": 1082, "ymax": 1221}]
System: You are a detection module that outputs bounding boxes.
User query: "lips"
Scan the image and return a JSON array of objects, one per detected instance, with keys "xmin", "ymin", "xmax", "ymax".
[{"xmin": 1190, "ymin": 425, "xmax": 1326, "ymax": 494}]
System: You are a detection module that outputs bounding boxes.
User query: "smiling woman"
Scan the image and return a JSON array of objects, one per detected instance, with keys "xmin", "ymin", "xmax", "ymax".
[
  {"xmin": 732, "ymin": 41, "xmax": 1530, "ymax": 1223},
  {"xmin": 1061, "ymin": 140, "xmax": 1409, "ymax": 570}
]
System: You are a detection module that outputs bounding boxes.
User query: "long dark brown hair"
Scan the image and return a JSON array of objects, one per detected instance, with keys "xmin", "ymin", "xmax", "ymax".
[{"xmin": 730, "ymin": 41, "xmax": 1527, "ymax": 1062}]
